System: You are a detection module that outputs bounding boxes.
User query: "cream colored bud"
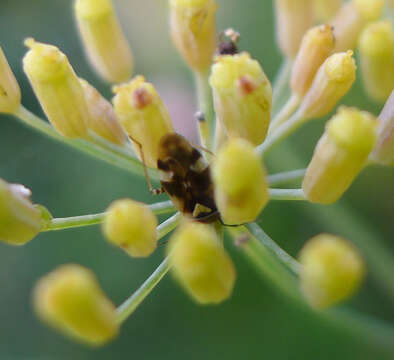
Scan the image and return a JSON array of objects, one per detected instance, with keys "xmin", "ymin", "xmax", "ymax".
[
  {"xmin": 103, "ymin": 199, "xmax": 158, "ymax": 257},
  {"xmin": 169, "ymin": 0, "xmax": 217, "ymax": 72},
  {"xmin": 168, "ymin": 221, "xmax": 236, "ymax": 304},
  {"xmin": 210, "ymin": 53, "xmax": 272, "ymax": 146},
  {"xmin": 112, "ymin": 76, "xmax": 174, "ymax": 168},
  {"xmin": 299, "ymin": 234, "xmax": 365, "ymax": 309},
  {"xmin": 0, "ymin": 46, "xmax": 21, "ymax": 113},
  {"xmin": 291, "ymin": 24, "xmax": 336, "ymax": 98},
  {"xmin": 74, "ymin": 0, "xmax": 133, "ymax": 83},
  {"xmin": 274, "ymin": 0, "xmax": 315, "ymax": 57},
  {"xmin": 79, "ymin": 78, "xmax": 126, "ymax": 145},
  {"xmin": 370, "ymin": 90, "xmax": 394, "ymax": 165},
  {"xmin": 33, "ymin": 264, "xmax": 118, "ymax": 345},
  {"xmin": 298, "ymin": 51, "xmax": 356, "ymax": 119},
  {"xmin": 303, "ymin": 107, "xmax": 377, "ymax": 204},
  {"xmin": 212, "ymin": 139, "xmax": 269, "ymax": 224},
  {"xmin": 0, "ymin": 179, "xmax": 43, "ymax": 245},
  {"xmin": 23, "ymin": 39, "xmax": 89, "ymax": 138},
  {"xmin": 359, "ymin": 21, "xmax": 394, "ymax": 103},
  {"xmin": 313, "ymin": 0, "xmax": 343, "ymax": 22},
  {"xmin": 330, "ymin": 0, "xmax": 384, "ymax": 52}
]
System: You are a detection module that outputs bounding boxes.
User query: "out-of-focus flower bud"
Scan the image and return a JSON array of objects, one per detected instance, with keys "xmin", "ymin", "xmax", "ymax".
[
  {"xmin": 0, "ymin": 46, "xmax": 21, "ymax": 114},
  {"xmin": 169, "ymin": 0, "xmax": 217, "ymax": 72},
  {"xmin": 74, "ymin": 0, "xmax": 133, "ymax": 83},
  {"xmin": 102, "ymin": 199, "xmax": 158, "ymax": 258},
  {"xmin": 298, "ymin": 51, "xmax": 356, "ymax": 119},
  {"xmin": 313, "ymin": 0, "xmax": 343, "ymax": 22},
  {"xmin": 358, "ymin": 21, "xmax": 394, "ymax": 103},
  {"xmin": 299, "ymin": 234, "xmax": 365, "ymax": 309},
  {"xmin": 303, "ymin": 107, "xmax": 377, "ymax": 204},
  {"xmin": 33, "ymin": 264, "xmax": 118, "ymax": 345},
  {"xmin": 212, "ymin": 139, "xmax": 269, "ymax": 224},
  {"xmin": 0, "ymin": 179, "xmax": 43, "ymax": 245},
  {"xmin": 23, "ymin": 39, "xmax": 89, "ymax": 138},
  {"xmin": 274, "ymin": 0, "xmax": 315, "ymax": 57},
  {"xmin": 168, "ymin": 221, "xmax": 236, "ymax": 304},
  {"xmin": 210, "ymin": 53, "xmax": 272, "ymax": 146},
  {"xmin": 112, "ymin": 76, "xmax": 174, "ymax": 168},
  {"xmin": 79, "ymin": 78, "xmax": 126, "ymax": 145},
  {"xmin": 370, "ymin": 90, "xmax": 394, "ymax": 166},
  {"xmin": 330, "ymin": 0, "xmax": 384, "ymax": 52},
  {"xmin": 291, "ymin": 24, "xmax": 336, "ymax": 98}
]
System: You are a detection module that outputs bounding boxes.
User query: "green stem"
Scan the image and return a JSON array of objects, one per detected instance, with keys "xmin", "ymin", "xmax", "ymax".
[
  {"xmin": 116, "ymin": 213, "xmax": 181, "ymax": 324},
  {"xmin": 257, "ymin": 110, "xmax": 305, "ymax": 156},
  {"xmin": 272, "ymin": 58, "xmax": 293, "ymax": 115},
  {"xmin": 269, "ymin": 188, "xmax": 306, "ymax": 201},
  {"xmin": 269, "ymin": 93, "xmax": 300, "ymax": 134},
  {"xmin": 267, "ymin": 169, "xmax": 306, "ymax": 186},
  {"xmin": 194, "ymin": 70, "xmax": 215, "ymax": 150},
  {"xmin": 41, "ymin": 201, "xmax": 175, "ymax": 232},
  {"xmin": 229, "ymin": 223, "xmax": 394, "ymax": 355},
  {"xmin": 14, "ymin": 105, "xmax": 159, "ymax": 181}
]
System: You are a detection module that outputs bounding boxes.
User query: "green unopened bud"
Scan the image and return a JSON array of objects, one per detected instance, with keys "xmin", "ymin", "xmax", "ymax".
[
  {"xmin": 103, "ymin": 199, "xmax": 158, "ymax": 258},
  {"xmin": 299, "ymin": 234, "xmax": 365, "ymax": 309},
  {"xmin": 291, "ymin": 24, "xmax": 336, "ymax": 98},
  {"xmin": 169, "ymin": 0, "xmax": 217, "ymax": 72},
  {"xmin": 359, "ymin": 21, "xmax": 394, "ymax": 103},
  {"xmin": 274, "ymin": 0, "xmax": 315, "ymax": 57},
  {"xmin": 168, "ymin": 221, "xmax": 236, "ymax": 304},
  {"xmin": 112, "ymin": 76, "xmax": 174, "ymax": 168},
  {"xmin": 23, "ymin": 39, "xmax": 88, "ymax": 138},
  {"xmin": 330, "ymin": 0, "xmax": 384, "ymax": 52},
  {"xmin": 33, "ymin": 264, "xmax": 118, "ymax": 345},
  {"xmin": 303, "ymin": 107, "xmax": 377, "ymax": 204},
  {"xmin": 370, "ymin": 90, "xmax": 394, "ymax": 166},
  {"xmin": 74, "ymin": 0, "xmax": 133, "ymax": 83},
  {"xmin": 298, "ymin": 51, "xmax": 356, "ymax": 119},
  {"xmin": 79, "ymin": 78, "xmax": 126, "ymax": 145},
  {"xmin": 0, "ymin": 45, "xmax": 21, "ymax": 113},
  {"xmin": 0, "ymin": 179, "xmax": 43, "ymax": 245},
  {"xmin": 313, "ymin": 0, "xmax": 343, "ymax": 22},
  {"xmin": 212, "ymin": 139, "xmax": 269, "ymax": 224},
  {"xmin": 210, "ymin": 53, "xmax": 272, "ymax": 146}
]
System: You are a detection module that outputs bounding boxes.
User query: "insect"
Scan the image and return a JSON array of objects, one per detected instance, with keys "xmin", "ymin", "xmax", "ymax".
[
  {"xmin": 217, "ymin": 28, "xmax": 240, "ymax": 55},
  {"xmin": 131, "ymin": 132, "xmax": 220, "ymax": 224}
]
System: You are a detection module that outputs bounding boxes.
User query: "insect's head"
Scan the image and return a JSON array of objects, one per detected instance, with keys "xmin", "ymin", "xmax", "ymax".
[{"xmin": 158, "ymin": 133, "xmax": 197, "ymax": 165}]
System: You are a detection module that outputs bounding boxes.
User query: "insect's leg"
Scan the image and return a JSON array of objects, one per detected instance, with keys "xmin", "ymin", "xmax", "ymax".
[{"xmin": 128, "ymin": 135, "xmax": 164, "ymax": 195}]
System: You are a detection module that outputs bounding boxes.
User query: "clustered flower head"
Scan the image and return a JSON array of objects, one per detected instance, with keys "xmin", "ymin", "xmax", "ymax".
[{"xmin": 0, "ymin": 0, "xmax": 393, "ymax": 347}]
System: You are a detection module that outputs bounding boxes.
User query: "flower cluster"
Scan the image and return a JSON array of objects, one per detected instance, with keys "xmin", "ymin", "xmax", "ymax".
[{"xmin": 0, "ymin": 0, "xmax": 393, "ymax": 347}]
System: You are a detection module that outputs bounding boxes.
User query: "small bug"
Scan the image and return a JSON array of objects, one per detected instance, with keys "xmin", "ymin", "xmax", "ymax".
[
  {"xmin": 217, "ymin": 28, "xmax": 240, "ymax": 55},
  {"xmin": 130, "ymin": 132, "xmax": 220, "ymax": 223}
]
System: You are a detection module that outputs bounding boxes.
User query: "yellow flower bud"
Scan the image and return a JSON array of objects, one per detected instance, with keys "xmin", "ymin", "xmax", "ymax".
[
  {"xmin": 33, "ymin": 264, "xmax": 118, "ymax": 345},
  {"xmin": 0, "ymin": 45, "xmax": 21, "ymax": 114},
  {"xmin": 303, "ymin": 107, "xmax": 377, "ymax": 204},
  {"xmin": 79, "ymin": 78, "xmax": 126, "ymax": 145},
  {"xmin": 370, "ymin": 90, "xmax": 394, "ymax": 166},
  {"xmin": 74, "ymin": 0, "xmax": 133, "ymax": 83},
  {"xmin": 291, "ymin": 24, "xmax": 336, "ymax": 98},
  {"xmin": 103, "ymin": 199, "xmax": 158, "ymax": 258},
  {"xmin": 210, "ymin": 53, "xmax": 272, "ymax": 146},
  {"xmin": 330, "ymin": 0, "xmax": 384, "ymax": 52},
  {"xmin": 0, "ymin": 179, "xmax": 43, "ymax": 245},
  {"xmin": 298, "ymin": 51, "xmax": 356, "ymax": 119},
  {"xmin": 299, "ymin": 234, "xmax": 365, "ymax": 309},
  {"xmin": 112, "ymin": 76, "xmax": 174, "ymax": 168},
  {"xmin": 212, "ymin": 139, "xmax": 269, "ymax": 225},
  {"xmin": 168, "ymin": 221, "xmax": 236, "ymax": 304},
  {"xmin": 23, "ymin": 39, "xmax": 89, "ymax": 138},
  {"xmin": 313, "ymin": 0, "xmax": 343, "ymax": 22},
  {"xmin": 359, "ymin": 21, "xmax": 394, "ymax": 103},
  {"xmin": 274, "ymin": 0, "xmax": 315, "ymax": 57},
  {"xmin": 169, "ymin": 0, "xmax": 217, "ymax": 72}
]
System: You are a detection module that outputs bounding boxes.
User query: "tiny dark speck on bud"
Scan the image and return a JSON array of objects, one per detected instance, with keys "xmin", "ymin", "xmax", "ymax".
[{"xmin": 195, "ymin": 110, "xmax": 206, "ymax": 122}]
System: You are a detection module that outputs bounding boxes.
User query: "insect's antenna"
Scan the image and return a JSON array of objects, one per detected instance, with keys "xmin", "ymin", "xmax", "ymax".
[
  {"xmin": 192, "ymin": 142, "xmax": 215, "ymax": 157},
  {"xmin": 128, "ymin": 135, "xmax": 164, "ymax": 195},
  {"xmin": 219, "ymin": 218, "xmax": 247, "ymax": 227}
]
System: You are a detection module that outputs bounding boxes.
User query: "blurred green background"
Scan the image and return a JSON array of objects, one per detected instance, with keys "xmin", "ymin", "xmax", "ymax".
[{"xmin": 0, "ymin": 1, "xmax": 393, "ymax": 359}]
